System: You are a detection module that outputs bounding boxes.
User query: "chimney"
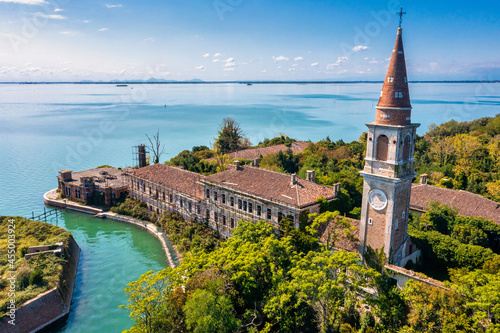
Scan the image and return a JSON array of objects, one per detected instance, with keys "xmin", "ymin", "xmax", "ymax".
[
  {"xmin": 290, "ymin": 173, "xmax": 296, "ymax": 186},
  {"xmin": 235, "ymin": 160, "xmax": 240, "ymax": 170},
  {"xmin": 420, "ymin": 174, "xmax": 428, "ymax": 185},
  {"xmin": 252, "ymin": 158, "xmax": 259, "ymax": 167},
  {"xmin": 333, "ymin": 183, "xmax": 341, "ymax": 197},
  {"xmin": 306, "ymin": 170, "xmax": 315, "ymax": 183},
  {"xmin": 138, "ymin": 145, "xmax": 147, "ymax": 168}
]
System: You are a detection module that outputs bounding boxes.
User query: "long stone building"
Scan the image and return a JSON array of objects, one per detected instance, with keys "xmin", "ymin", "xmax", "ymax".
[{"xmin": 126, "ymin": 162, "xmax": 339, "ymax": 238}]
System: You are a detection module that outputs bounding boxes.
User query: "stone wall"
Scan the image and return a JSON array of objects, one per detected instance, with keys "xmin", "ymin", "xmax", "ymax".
[{"xmin": 0, "ymin": 236, "xmax": 80, "ymax": 333}]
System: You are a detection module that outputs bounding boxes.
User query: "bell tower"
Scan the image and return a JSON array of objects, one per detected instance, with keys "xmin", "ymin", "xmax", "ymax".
[{"xmin": 358, "ymin": 18, "xmax": 419, "ymax": 266}]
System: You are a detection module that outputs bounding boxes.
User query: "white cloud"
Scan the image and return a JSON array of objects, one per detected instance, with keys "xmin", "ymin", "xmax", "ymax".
[
  {"xmin": 260, "ymin": 70, "xmax": 267, "ymax": 73},
  {"xmin": 224, "ymin": 57, "xmax": 234, "ymax": 63},
  {"xmin": 203, "ymin": 53, "xmax": 210, "ymax": 58},
  {"xmin": 288, "ymin": 67, "xmax": 296, "ymax": 71},
  {"xmin": 292, "ymin": 63, "xmax": 298, "ymax": 67},
  {"xmin": 80, "ymin": 19, "xmax": 90, "ymax": 23},
  {"xmin": 225, "ymin": 62, "xmax": 236, "ymax": 67},
  {"xmin": 337, "ymin": 56, "xmax": 348, "ymax": 63},
  {"xmin": 34, "ymin": 13, "xmax": 66, "ymax": 20},
  {"xmin": 106, "ymin": 4, "xmax": 123, "ymax": 8},
  {"xmin": 310, "ymin": 62, "xmax": 319, "ymax": 67},
  {"xmin": 60, "ymin": 31, "xmax": 79, "ymax": 36},
  {"xmin": 272, "ymin": 55, "xmax": 289, "ymax": 62},
  {"xmin": 212, "ymin": 59, "xmax": 220, "ymax": 63},
  {"xmin": 353, "ymin": 45, "xmax": 371, "ymax": 52},
  {"xmin": 195, "ymin": 66, "xmax": 205, "ymax": 71},
  {"xmin": 0, "ymin": 0, "xmax": 46, "ymax": 4},
  {"xmin": 54, "ymin": 8, "xmax": 63, "ymax": 12},
  {"xmin": 213, "ymin": 53, "xmax": 221, "ymax": 57},
  {"xmin": 98, "ymin": 28, "xmax": 108, "ymax": 32},
  {"xmin": 326, "ymin": 56, "xmax": 348, "ymax": 69},
  {"xmin": 294, "ymin": 56, "xmax": 304, "ymax": 61}
]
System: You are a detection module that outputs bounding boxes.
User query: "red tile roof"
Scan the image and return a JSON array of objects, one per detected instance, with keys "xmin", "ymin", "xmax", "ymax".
[
  {"xmin": 208, "ymin": 141, "xmax": 310, "ymax": 161},
  {"xmin": 129, "ymin": 164, "xmax": 206, "ymax": 200},
  {"xmin": 318, "ymin": 217, "xmax": 360, "ymax": 253},
  {"xmin": 204, "ymin": 164, "xmax": 336, "ymax": 208},
  {"xmin": 410, "ymin": 184, "xmax": 500, "ymax": 225}
]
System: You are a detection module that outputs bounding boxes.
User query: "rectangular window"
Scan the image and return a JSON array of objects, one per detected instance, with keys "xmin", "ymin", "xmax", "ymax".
[
  {"xmin": 243, "ymin": 201, "xmax": 247, "ymax": 212},
  {"xmin": 387, "ymin": 77, "xmax": 394, "ymax": 82},
  {"xmin": 188, "ymin": 202, "xmax": 192, "ymax": 212},
  {"xmin": 222, "ymin": 215, "xmax": 226, "ymax": 225},
  {"xmin": 230, "ymin": 197, "xmax": 235, "ymax": 207},
  {"xmin": 149, "ymin": 186, "xmax": 152, "ymax": 195},
  {"xmin": 162, "ymin": 191, "xmax": 165, "ymax": 201},
  {"xmin": 238, "ymin": 199, "xmax": 242, "ymax": 210},
  {"xmin": 142, "ymin": 183, "xmax": 146, "ymax": 192},
  {"xmin": 289, "ymin": 215, "xmax": 295, "ymax": 223},
  {"xmin": 169, "ymin": 194, "xmax": 173, "ymax": 203},
  {"xmin": 267, "ymin": 208, "xmax": 272, "ymax": 220},
  {"xmin": 214, "ymin": 212, "xmax": 218, "ymax": 223},
  {"xmin": 278, "ymin": 211, "xmax": 283, "ymax": 222},
  {"xmin": 222, "ymin": 194, "xmax": 226, "ymax": 204},
  {"xmin": 257, "ymin": 205, "xmax": 262, "ymax": 216},
  {"xmin": 230, "ymin": 218, "xmax": 235, "ymax": 228},
  {"xmin": 180, "ymin": 199, "xmax": 183, "ymax": 208},
  {"xmin": 206, "ymin": 209, "xmax": 210, "ymax": 220},
  {"xmin": 395, "ymin": 219, "xmax": 399, "ymax": 230},
  {"xmin": 214, "ymin": 191, "xmax": 218, "ymax": 201},
  {"xmin": 112, "ymin": 192, "xmax": 116, "ymax": 199},
  {"xmin": 197, "ymin": 205, "xmax": 201, "ymax": 214},
  {"xmin": 206, "ymin": 188, "xmax": 210, "ymax": 198},
  {"xmin": 248, "ymin": 203, "xmax": 253, "ymax": 214},
  {"xmin": 368, "ymin": 218, "xmax": 373, "ymax": 225},
  {"xmin": 395, "ymin": 92, "xmax": 403, "ymax": 98}
]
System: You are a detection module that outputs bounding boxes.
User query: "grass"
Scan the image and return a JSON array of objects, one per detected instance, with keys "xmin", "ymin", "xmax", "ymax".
[{"xmin": 0, "ymin": 216, "xmax": 71, "ymax": 317}]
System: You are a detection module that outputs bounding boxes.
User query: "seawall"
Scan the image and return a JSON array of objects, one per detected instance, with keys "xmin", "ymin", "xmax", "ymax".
[
  {"xmin": 0, "ymin": 235, "xmax": 81, "ymax": 333},
  {"xmin": 44, "ymin": 189, "xmax": 180, "ymax": 268}
]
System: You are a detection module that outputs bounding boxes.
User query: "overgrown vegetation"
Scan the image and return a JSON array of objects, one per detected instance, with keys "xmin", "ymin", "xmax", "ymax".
[
  {"xmin": 111, "ymin": 197, "xmax": 152, "ymax": 221},
  {"xmin": 415, "ymin": 114, "xmax": 500, "ymax": 201},
  {"xmin": 0, "ymin": 217, "xmax": 71, "ymax": 317}
]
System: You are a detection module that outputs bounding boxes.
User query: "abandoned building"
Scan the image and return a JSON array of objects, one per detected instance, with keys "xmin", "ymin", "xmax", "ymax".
[
  {"xmin": 125, "ymin": 162, "xmax": 339, "ymax": 238},
  {"xmin": 57, "ymin": 167, "xmax": 128, "ymax": 206}
]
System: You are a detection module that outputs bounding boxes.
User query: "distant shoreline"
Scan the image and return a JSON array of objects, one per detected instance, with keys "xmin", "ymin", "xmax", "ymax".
[{"xmin": 0, "ymin": 80, "xmax": 498, "ymax": 85}]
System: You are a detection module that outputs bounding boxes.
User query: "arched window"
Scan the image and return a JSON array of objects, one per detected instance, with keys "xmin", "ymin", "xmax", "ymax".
[
  {"xmin": 376, "ymin": 135, "xmax": 389, "ymax": 161},
  {"xmin": 402, "ymin": 135, "xmax": 411, "ymax": 161}
]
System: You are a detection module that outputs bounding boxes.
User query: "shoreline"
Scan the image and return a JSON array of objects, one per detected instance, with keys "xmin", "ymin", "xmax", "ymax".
[{"xmin": 44, "ymin": 189, "xmax": 181, "ymax": 268}]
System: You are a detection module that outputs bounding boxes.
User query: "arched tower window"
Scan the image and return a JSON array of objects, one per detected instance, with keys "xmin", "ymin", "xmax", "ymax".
[
  {"xmin": 376, "ymin": 135, "xmax": 389, "ymax": 161},
  {"xmin": 402, "ymin": 135, "xmax": 411, "ymax": 161}
]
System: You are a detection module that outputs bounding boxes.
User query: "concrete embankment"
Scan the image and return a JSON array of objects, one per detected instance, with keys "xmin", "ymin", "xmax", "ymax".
[
  {"xmin": 0, "ymin": 235, "xmax": 81, "ymax": 333},
  {"xmin": 95, "ymin": 212, "xmax": 181, "ymax": 268},
  {"xmin": 44, "ymin": 189, "xmax": 181, "ymax": 268}
]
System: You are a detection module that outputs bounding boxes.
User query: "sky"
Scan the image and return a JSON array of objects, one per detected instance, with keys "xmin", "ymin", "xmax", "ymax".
[{"xmin": 0, "ymin": 0, "xmax": 499, "ymax": 82}]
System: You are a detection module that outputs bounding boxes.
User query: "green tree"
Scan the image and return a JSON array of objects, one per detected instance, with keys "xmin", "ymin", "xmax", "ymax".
[{"xmin": 215, "ymin": 118, "xmax": 250, "ymax": 153}]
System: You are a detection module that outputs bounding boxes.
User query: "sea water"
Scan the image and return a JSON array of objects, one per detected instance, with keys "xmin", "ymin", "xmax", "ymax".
[{"xmin": 0, "ymin": 82, "xmax": 499, "ymax": 331}]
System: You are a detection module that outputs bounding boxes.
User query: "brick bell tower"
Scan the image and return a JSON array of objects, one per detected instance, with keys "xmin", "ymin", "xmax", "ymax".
[{"xmin": 358, "ymin": 17, "xmax": 420, "ymax": 266}]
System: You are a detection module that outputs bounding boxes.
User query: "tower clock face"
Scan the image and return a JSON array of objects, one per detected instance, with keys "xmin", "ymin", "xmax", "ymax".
[{"xmin": 369, "ymin": 189, "xmax": 388, "ymax": 211}]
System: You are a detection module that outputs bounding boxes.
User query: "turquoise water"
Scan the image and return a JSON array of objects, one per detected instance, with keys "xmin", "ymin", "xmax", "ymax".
[{"xmin": 0, "ymin": 82, "xmax": 499, "ymax": 332}]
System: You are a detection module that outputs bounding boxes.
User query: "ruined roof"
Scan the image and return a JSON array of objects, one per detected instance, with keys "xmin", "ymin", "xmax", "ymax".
[
  {"xmin": 410, "ymin": 184, "xmax": 500, "ymax": 225},
  {"xmin": 58, "ymin": 167, "xmax": 129, "ymax": 188},
  {"xmin": 208, "ymin": 141, "xmax": 310, "ymax": 162},
  {"xmin": 204, "ymin": 164, "xmax": 336, "ymax": 208},
  {"xmin": 318, "ymin": 217, "xmax": 360, "ymax": 253},
  {"xmin": 129, "ymin": 164, "xmax": 206, "ymax": 200}
]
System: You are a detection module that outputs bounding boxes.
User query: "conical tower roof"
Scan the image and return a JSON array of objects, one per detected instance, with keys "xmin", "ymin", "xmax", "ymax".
[{"xmin": 375, "ymin": 27, "xmax": 412, "ymax": 125}]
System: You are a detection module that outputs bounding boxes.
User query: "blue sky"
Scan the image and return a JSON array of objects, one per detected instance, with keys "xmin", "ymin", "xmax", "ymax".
[{"xmin": 0, "ymin": 0, "xmax": 499, "ymax": 81}]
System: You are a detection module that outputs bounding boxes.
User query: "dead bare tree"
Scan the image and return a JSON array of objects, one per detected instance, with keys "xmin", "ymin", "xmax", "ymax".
[{"xmin": 146, "ymin": 129, "xmax": 167, "ymax": 164}]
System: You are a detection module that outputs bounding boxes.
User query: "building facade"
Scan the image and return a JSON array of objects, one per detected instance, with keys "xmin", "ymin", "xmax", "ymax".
[
  {"xmin": 358, "ymin": 27, "xmax": 419, "ymax": 266},
  {"xmin": 57, "ymin": 167, "xmax": 128, "ymax": 206},
  {"xmin": 125, "ymin": 162, "xmax": 339, "ymax": 238}
]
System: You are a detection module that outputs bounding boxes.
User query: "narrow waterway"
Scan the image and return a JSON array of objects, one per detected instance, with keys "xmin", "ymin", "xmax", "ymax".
[{"xmin": 48, "ymin": 210, "xmax": 168, "ymax": 332}]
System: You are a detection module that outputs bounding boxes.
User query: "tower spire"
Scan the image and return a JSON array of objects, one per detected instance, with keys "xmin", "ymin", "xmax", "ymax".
[{"xmin": 375, "ymin": 22, "xmax": 412, "ymax": 125}]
